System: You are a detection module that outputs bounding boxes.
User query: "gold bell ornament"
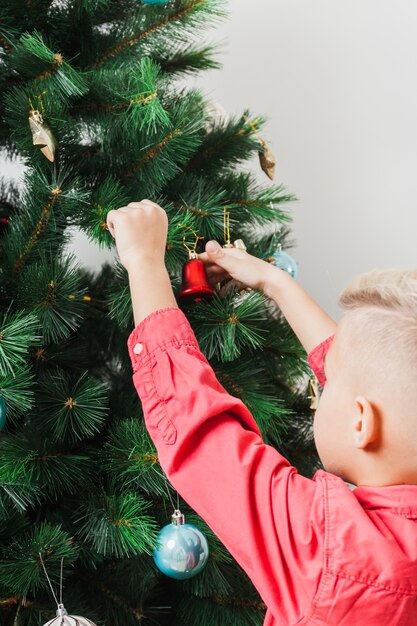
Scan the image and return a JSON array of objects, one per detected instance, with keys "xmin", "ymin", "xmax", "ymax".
[
  {"xmin": 259, "ymin": 138, "xmax": 276, "ymax": 181},
  {"xmin": 29, "ymin": 108, "xmax": 57, "ymax": 162}
]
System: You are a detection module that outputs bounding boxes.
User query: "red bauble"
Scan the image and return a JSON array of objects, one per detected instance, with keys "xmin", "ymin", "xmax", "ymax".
[{"xmin": 179, "ymin": 255, "xmax": 216, "ymax": 304}]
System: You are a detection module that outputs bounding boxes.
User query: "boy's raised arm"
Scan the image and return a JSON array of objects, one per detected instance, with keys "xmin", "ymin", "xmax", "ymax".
[
  {"xmin": 106, "ymin": 200, "xmax": 178, "ymax": 326},
  {"xmin": 263, "ymin": 268, "xmax": 337, "ymax": 353}
]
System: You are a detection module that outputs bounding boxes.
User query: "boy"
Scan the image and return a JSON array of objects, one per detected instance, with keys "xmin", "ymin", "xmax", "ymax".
[{"xmin": 107, "ymin": 200, "xmax": 417, "ymax": 625}]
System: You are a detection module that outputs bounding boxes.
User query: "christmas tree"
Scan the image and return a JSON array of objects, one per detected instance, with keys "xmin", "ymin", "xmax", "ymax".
[{"xmin": 0, "ymin": 1, "xmax": 317, "ymax": 624}]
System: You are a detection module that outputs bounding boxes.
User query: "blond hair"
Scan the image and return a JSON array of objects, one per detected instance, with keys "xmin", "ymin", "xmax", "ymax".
[
  {"xmin": 338, "ymin": 269, "xmax": 417, "ymax": 404},
  {"xmin": 340, "ymin": 269, "xmax": 417, "ymax": 312}
]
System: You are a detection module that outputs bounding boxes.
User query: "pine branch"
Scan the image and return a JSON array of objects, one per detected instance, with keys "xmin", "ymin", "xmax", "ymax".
[
  {"xmin": 0, "ymin": 522, "xmax": 78, "ymax": 596},
  {"xmin": 120, "ymin": 128, "xmax": 183, "ymax": 179},
  {"xmin": 0, "ymin": 432, "xmax": 95, "ymax": 501},
  {"xmin": 11, "ymin": 31, "xmax": 88, "ymax": 98},
  {"xmin": 17, "ymin": 254, "xmax": 89, "ymax": 343},
  {"xmin": 77, "ymin": 178, "xmax": 128, "ymax": 248},
  {"xmin": 0, "ymin": 366, "xmax": 35, "ymax": 426},
  {"xmin": 93, "ymin": 0, "xmax": 224, "ymax": 68},
  {"xmin": 36, "ymin": 369, "xmax": 108, "ymax": 443},
  {"xmin": 0, "ymin": 310, "xmax": 40, "ymax": 377},
  {"xmin": 186, "ymin": 111, "xmax": 264, "ymax": 175},
  {"xmin": 156, "ymin": 43, "xmax": 221, "ymax": 76},
  {"xmin": 77, "ymin": 569, "xmax": 146, "ymax": 623},
  {"xmin": 12, "ymin": 187, "xmax": 62, "ymax": 278},
  {"xmin": 187, "ymin": 291, "xmax": 268, "ymax": 362},
  {"xmin": 103, "ymin": 419, "xmax": 168, "ymax": 497},
  {"xmin": 75, "ymin": 492, "xmax": 158, "ymax": 558}
]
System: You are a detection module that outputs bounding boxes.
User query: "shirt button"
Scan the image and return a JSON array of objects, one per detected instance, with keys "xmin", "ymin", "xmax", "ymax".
[{"xmin": 133, "ymin": 343, "xmax": 143, "ymax": 355}]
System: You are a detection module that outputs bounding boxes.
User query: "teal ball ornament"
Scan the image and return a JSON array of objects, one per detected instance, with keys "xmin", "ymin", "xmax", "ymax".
[
  {"xmin": 153, "ymin": 510, "xmax": 209, "ymax": 579},
  {"xmin": 142, "ymin": 0, "xmax": 169, "ymax": 4},
  {"xmin": 0, "ymin": 396, "xmax": 6, "ymax": 432},
  {"xmin": 270, "ymin": 249, "xmax": 298, "ymax": 280}
]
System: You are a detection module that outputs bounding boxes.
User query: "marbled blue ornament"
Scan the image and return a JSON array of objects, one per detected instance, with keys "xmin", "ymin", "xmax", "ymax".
[
  {"xmin": 153, "ymin": 510, "xmax": 209, "ymax": 579},
  {"xmin": 270, "ymin": 249, "xmax": 298, "ymax": 280},
  {"xmin": 0, "ymin": 396, "xmax": 6, "ymax": 432}
]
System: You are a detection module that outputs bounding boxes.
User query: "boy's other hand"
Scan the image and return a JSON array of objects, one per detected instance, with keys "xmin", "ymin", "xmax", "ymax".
[
  {"xmin": 199, "ymin": 240, "xmax": 276, "ymax": 292},
  {"xmin": 107, "ymin": 200, "xmax": 168, "ymax": 272}
]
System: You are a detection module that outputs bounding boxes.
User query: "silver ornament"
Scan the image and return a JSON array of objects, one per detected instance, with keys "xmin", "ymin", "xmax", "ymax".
[
  {"xmin": 43, "ymin": 604, "xmax": 97, "ymax": 626},
  {"xmin": 204, "ymin": 100, "xmax": 229, "ymax": 131}
]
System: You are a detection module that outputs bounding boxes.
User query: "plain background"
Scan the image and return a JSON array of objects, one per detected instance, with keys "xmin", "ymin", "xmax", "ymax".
[{"xmin": 3, "ymin": 0, "xmax": 417, "ymax": 320}]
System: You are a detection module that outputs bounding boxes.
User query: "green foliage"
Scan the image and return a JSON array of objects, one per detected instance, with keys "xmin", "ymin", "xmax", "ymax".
[
  {"xmin": 0, "ymin": 366, "xmax": 35, "ymax": 425},
  {"xmin": 103, "ymin": 419, "xmax": 168, "ymax": 497},
  {"xmin": 0, "ymin": 310, "xmax": 40, "ymax": 377},
  {"xmin": 214, "ymin": 357, "xmax": 289, "ymax": 445},
  {"xmin": 177, "ymin": 595, "xmax": 265, "ymax": 626},
  {"xmin": 75, "ymin": 492, "xmax": 158, "ymax": 558},
  {"xmin": 11, "ymin": 31, "xmax": 88, "ymax": 98},
  {"xmin": 0, "ymin": 476, "xmax": 40, "ymax": 519},
  {"xmin": 0, "ymin": 0, "xmax": 314, "ymax": 624},
  {"xmin": 156, "ymin": 41, "xmax": 222, "ymax": 76},
  {"xmin": 0, "ymin": 433, "xmax": 94, "ymax": 500},
  {"xmin": 0, "ymin": 522, "xmax": 78, "ymax": 596},
  {"xmin": 79, "ymin": 178, "xmax": 129, "ymax": 248},
  {"xmin": 18, "ymin": 255, "xmax": 89, "ymax": 343},
  {"xmin": 187, "ymin": 110, "xmax": 265, "ymax": 176},
  {"xmin": 189, "ymin": 291, "xmax": 268, "ymax": 362},
  {"xmin": 107, "ymin": 262, "xmax": 134, "ymax": 331},
  {"xmin": 36, "ymin": 370, "xmax": 108, "ymax": 443},
  {"xmin": 1, "ymin": 168, "xmax": 89, "ymax": 272}
]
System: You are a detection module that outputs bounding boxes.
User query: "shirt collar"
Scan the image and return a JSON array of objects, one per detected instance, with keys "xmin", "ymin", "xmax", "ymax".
[{"xmin": 353, "ymin": 484, "xmax": 417, "ymax": 519}]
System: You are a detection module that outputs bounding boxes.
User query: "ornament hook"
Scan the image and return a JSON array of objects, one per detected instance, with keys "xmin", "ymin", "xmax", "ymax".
[
  {"xmin": 178, "ymin": 223, "xmax": 204, "ymax": 259},
  {"xmin": 39, "ymin": 552, "xmax": 63, "ymax": 610}
]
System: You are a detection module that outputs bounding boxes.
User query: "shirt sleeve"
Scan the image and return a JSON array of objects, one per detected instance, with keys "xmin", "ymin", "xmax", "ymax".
[
  {"xmin": 128, "ymin": 307, "xmax": 325, "ymax": 624},
  {"xmin": 307, "ymin": 335, "xmax": 334, "ymax": 388}
]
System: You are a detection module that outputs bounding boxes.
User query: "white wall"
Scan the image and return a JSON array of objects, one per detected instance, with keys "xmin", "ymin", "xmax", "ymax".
[
  {"xmin": 4, "ymin": 1, "xmax": 417, "ymax": 320},
  {"xmin": 197, "ymin": 0, "xmax": 417, "ymax": 319}
]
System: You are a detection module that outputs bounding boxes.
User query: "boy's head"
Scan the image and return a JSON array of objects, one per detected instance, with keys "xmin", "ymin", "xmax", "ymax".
[{"xmin": 313, "ymin": 269, "xmax": 417, "ymax": 487}]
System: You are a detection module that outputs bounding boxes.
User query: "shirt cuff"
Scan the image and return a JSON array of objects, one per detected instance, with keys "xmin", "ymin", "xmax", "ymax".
[
  {"xmin": 127, "ymin": 307, "xmax": 199, "ymax": 372},
  {"xmin": 307, "ymin": 335, "xmax": 335, "ymax": 388}
]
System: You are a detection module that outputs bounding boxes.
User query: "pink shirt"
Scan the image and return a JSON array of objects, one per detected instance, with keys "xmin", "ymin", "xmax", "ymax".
[{"xmin": 128, "ymin": 307, "xmax": 417, "ymax": 625}]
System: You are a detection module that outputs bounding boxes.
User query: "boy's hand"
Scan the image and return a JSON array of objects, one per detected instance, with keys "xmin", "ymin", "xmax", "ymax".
[
  {"xmin": 106, "ymin": 200, "xmax": 168, "ymax": 272},
  {"xmin": 199, "ymin": 240, "xmax": 276, "ymax": 292}
]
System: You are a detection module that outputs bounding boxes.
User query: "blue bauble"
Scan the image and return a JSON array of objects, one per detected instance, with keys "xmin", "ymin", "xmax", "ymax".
[
  {"xmin": 271, "ymin": 249, "xmax": 298, "ymax": 280},
  {"xmin": 0, "ymin": 396, "xmax": 6, "ymax": 432},
  {"xmin": 142, "ymin": 0, "xmax": 169, "ymax": 4},
  {"xmin": 153, "ymin": 511, "xmax": 209, "ymax": 579}
]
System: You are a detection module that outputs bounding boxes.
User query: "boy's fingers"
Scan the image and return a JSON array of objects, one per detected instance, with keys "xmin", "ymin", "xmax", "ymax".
[
  {"xmin": 127, "ymin": 199, "xmax": 160, "ymax": 211},
  {"xmin": 204, "ymin": 240, "xmax": 242, "ymax": 273},
  {"xmin": 206, "ymin": 266, "xmax": 229, "ymax": 283},
  {"xmin": 106, "ymin": 209, "xmax": 117, "ymax": 237}
]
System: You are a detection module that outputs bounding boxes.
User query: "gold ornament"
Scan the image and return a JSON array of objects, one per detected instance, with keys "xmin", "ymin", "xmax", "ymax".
[
  {"xmin": 29, "ymin": 109, "xmax": 57, "ymax": 162},
  {"xmin": 259, "ymin": 139, "xmax": 276, "ymax": 180},
  {"xmin": 308, "ymin": 378, "xmax": 319, "ymax": 411},
  {"xmin": 223, "ymin": 207, "xmax": 234, "ymax": 248}
]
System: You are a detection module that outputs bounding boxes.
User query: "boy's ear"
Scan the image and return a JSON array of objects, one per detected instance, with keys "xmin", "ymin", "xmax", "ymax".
[{"xmin": 353, "ymin": 395, "xmax": 379, "ymax": 449}]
